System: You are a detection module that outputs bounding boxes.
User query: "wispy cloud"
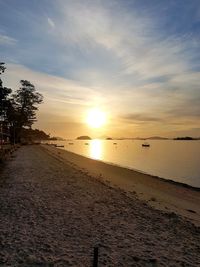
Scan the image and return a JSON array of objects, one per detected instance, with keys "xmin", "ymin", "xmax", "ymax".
[
  {"xmin": 0, "ymin": 33, "xmax": 17, "ymax": 45},
  {"xmin": 4, "ymin": 63, "xmax": 104, "ymax": 110},
  {"xmin": 56, "ymin": 0, "xmax": 196, "ymax": 81},
  {"xmin": 121, "ymin": 113, "xmax": 164, "ymax": 123},
  {"xmin": 47, "ymin": 17, "xmax": 55, "ymax": 28}
]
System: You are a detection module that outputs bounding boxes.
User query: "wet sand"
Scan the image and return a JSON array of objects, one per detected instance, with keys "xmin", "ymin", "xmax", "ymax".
[{"xmin": 0, "ymin": 145, "xmax": 200, "ymax": 266}]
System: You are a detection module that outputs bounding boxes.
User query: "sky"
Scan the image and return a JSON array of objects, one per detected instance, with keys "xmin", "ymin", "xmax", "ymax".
[{"xmin": 0, "ymin": 0, "xmax": 200, "ymax": 138}]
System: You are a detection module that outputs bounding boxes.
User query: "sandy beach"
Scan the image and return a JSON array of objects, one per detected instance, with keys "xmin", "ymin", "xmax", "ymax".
[{"xmin": 0, "ymin": 145, "xmax": 200, "ymax": 266}]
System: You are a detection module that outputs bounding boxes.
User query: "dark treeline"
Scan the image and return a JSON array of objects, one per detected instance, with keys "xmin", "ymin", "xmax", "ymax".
[{"xmin": 0, "ymin": 62, "xmax": 43, "ymax": 144}]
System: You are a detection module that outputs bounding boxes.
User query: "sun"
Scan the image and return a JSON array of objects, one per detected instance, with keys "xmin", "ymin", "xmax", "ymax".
[{"xmin": 86, "ymin": 108, "xmax": 106, "ymax": 128}]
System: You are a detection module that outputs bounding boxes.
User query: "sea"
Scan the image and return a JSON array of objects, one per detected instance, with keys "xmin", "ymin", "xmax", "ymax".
[{"xmin": 46, "ymin": 139, "xmax": 200, "ymax": 188}]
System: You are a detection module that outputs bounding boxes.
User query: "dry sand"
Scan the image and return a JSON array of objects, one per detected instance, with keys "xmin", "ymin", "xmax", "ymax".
[{"xmin": 0, "ymin": 145, "xmax": 200, "ymax": 266}]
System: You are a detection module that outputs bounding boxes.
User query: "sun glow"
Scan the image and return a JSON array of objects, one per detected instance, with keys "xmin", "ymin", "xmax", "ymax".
[{"xmin": 86, "ymin": 108, "xmax": 107, "ymax": 128}]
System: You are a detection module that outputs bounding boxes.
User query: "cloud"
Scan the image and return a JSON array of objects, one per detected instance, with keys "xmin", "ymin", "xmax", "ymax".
[
  {"xmin": 4, "ymin": 63, "xmax": 106, "ymax": 114},
  {"xmin": 121, "ymin": 113, "xmax": 164, "ymax": 123},
  {"xmin": 47, "ymin": 17, "xmax": 55, "ymax": 28},
  {"xmin": 56, "ymin": 0, "xmax": 196, "ymax": 82},
  {"xmin": 0, "ymin": 33, "xmax": 17, "ymax": 45}
]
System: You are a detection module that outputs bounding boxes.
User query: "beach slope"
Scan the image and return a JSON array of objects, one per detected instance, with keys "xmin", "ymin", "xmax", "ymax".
[{"xmin": 0, "ymin": 145, "xmax": 199, "ymax": 266}]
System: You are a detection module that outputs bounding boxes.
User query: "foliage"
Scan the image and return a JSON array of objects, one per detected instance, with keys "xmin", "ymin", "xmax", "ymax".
[
  {"xmin": 0, "ymin": 63, "xmax": 12, "ymax": 122},
  {"xmin": 0, "ymin": 62, "xmax": 44, "ymax": 143},
  {"xmin": 12, "ymin": 80, "xmax": 43, "ymax": 128},
  {"xmin": 0, "ymin": 62, "xmax": 6, "ymax": 75}
]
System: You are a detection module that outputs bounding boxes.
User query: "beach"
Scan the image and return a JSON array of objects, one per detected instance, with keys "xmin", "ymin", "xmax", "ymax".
[
  {"xmin": 44, "ymin": 144, "xmax": 200, "ymax": 225},
  {"xmin": 0, "ymin": 145, "xmax": 200, "ymax": 266}
]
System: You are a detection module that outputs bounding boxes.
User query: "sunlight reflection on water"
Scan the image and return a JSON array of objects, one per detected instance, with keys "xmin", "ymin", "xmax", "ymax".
[{"xmin": 90, "ymin": 139, "xmax": 102, "ymax": 160}]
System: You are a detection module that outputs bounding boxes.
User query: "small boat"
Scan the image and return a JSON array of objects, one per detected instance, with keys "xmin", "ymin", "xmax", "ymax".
[
  {"xmin": 142, "ymin": 142, "xmax": 150, "ymax": 147},
  {"xmin": 113, "ymin": 143, "xmax": 117, "ymax": 145},
  {"xmin": 56, "ymin": 145, "xmax": 64, "ymax": 148}
]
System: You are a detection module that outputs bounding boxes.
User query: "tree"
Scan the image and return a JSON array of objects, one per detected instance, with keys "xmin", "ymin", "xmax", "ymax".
[
  {"xmin": 10, "ymin": 80, "xmax": 43, "ymax": 142},
  {"xmin": 0, "ymin": 62, "xmax": 6, "ymax": 75},
  {"xmin": 1, "ymin": 63, "xmax": 44, "ymax": 144},
  {"xmin": 0, "ymin": 63, "xmax": 12, "ymax": 121},
  {"xmin": 0, "ymin": 63, "xmax": 12, "ymax": 144}
]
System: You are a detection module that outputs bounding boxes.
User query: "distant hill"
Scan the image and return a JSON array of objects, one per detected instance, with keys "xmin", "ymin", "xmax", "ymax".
[
  {"xmin": 146, "ymin": 136, "xmax": 169, "ymax": 140},
  {"xmin": 20, "ymin": 128, "xmax": 50, "ymax": 141},
  {"xmin": 49, "ymin": 136, "xmax": 66, "ymax": 141},
  {"xmin": 76, "ymin": 136, "xmax": 91, "ymax": 140},
  {"xmin": 20, "ymin": 129, "xmax": 67, "ymax": 142},
  {"xmin": 128, "ymin": 136, "xmax": 168, "ymax": 140}
]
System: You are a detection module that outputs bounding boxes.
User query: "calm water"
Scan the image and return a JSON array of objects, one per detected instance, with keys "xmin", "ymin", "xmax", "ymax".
[{"xmin": 49, "ymin": 140, "xmax": 200, "ymax": 188}]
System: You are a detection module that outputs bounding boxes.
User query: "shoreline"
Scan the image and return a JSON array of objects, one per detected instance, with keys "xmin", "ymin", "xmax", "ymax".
[
  {"xmin": 59, "ymin": 149, "xmax": 200, "ymax": 192},
  {"xmin": 47, "ymin": 141, "xmax": 200, "ymax": 190},
  {"xmin": 42, "ymin": 144, "xmax": 200, "ymax": 225}
]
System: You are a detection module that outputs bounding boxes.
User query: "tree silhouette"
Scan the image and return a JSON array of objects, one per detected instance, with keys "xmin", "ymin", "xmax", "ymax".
[
  {"xmin": 0, "ymin": 63, "xmax": 12, "ymax": 142},
  {"xmin": 10, "ymin": 80, "xmax": 43, "ymax": 142},
  {"xmin": 13, "ymin": 80, "xmax": 43, "ymax": 127},
  {"xmin": 0, "ymin": 62, "xmax": 6, "ymax": 75},
  {"xmin": 0, "ymin": 62, "xmax": 44, "ymax": 144}
]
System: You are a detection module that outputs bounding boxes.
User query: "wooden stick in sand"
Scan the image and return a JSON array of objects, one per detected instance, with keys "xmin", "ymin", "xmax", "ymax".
[{"xmin": 93, "ymin": 246, "xmax": 99, "ymax": 267}]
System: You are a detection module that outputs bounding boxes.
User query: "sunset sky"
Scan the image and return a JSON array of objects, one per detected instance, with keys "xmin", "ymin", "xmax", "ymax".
[{"xmin": 0, "ymin": 0, "xmax": 200, "ymax": 138}]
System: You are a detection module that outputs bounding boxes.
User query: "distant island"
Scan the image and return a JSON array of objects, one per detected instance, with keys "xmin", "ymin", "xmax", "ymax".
[
  {"xmin": 49, "ymin": 136, "xmax": 66, "ymax": 141},
  {"xmin": 174, "ymin": 136, "xmax": 197, "ymax": 140},
  {"xmin": 76, "ymin": 136, "xmax": 91, "ymax": 140}
]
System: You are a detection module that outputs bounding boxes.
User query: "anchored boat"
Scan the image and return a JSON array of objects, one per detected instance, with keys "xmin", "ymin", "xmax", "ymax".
[{"xmin": 142, "ymin": 142, "xmax": 150, "ymax": 147}]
